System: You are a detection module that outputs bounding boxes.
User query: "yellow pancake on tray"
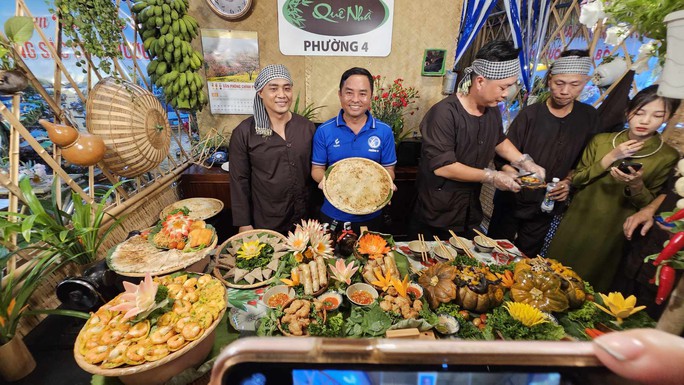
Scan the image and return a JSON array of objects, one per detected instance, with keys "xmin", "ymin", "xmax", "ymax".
[
  {"xmin": 323, "ymin": 157, "xmax": 393, "ymax": 215},
  {"xmin": 159, "ymin": 198, "xmax": 224, "ymax": 220}
]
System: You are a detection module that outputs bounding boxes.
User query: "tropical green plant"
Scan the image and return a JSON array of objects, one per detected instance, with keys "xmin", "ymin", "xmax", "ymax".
[
  {"xmin": 0, "ymin": 178, "xmax": 127, "ymax": 265},
  {"xmin": 370, "ymin": 76, "xmax": 420, "ymax": 145},
  {"xmin": 0, "ymin": 246, "xmax": 89, "ymax": 345},
  {"xmin": 0, "ymin": 16, "xmax": 35, "ymax": 70},
  {"xmin": 291, "ymin": 92, "xmax": 325, "ymax": 122},
  {"xmin": 50, "ymin": 0, "xmax": 125, "ymax": 75},
  {"xmin": 581, "ymin": 0, "xmax": 682, "ymax": 64}
]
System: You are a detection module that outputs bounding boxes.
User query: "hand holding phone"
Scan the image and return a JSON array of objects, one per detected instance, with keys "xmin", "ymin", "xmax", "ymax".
[{"xmin": 617, "ymin": 161, "xmax": 643, "ymax": 174}]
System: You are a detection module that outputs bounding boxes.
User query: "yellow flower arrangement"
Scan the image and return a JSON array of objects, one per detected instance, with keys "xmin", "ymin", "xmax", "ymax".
[
  {"xmin": 237, "ymin": 240, "xmax": 266, "ymax": 260},
  {"xmin": 504, "ymin": 301, "xmax": 548, "ymax": 327},
  {"xmin": 594, "ymin": 292, "xmax": 646, "ymax": 326}
]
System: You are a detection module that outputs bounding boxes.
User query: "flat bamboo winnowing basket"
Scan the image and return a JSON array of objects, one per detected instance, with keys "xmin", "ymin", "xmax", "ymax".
[{"xmin": 86, "ymin": 77, "xmax": 171, "ymax": 178}]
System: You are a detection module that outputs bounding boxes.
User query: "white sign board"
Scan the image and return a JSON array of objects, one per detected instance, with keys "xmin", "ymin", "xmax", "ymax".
[{"xmin": 277, "ymin": 0, "xmax": 394, "ymax": 57}]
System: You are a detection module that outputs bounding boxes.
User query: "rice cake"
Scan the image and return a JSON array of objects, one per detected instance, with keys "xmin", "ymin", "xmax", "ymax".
[{"xmin": 323, "ymin": 157, "xmax": 393, "ymax": 215}]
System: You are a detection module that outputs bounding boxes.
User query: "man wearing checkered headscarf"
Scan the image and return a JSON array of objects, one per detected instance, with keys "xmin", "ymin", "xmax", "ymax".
[
  {"xmin": 410, "ymin": 41, "xmax": 546, "ymax": 240},
  {"xmin": 488, "ymin": 49, "xmax": 600, "ymax": 257},
  {"xmin": 228, "ymin": 64, "xmax": 317, "ymax": 234}
]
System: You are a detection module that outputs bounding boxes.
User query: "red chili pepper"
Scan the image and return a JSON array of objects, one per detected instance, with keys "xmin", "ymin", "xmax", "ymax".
[
  {"xmin": 665, "ymin": 208, "xmax": 684, "ymax": 222},
  {"xmin": 653, "ymin": 232, "xmax": 684, "ymax": 266},
  {"xmin": 655, "ymin": 265, "xmax": 676, "ymax": 305}
]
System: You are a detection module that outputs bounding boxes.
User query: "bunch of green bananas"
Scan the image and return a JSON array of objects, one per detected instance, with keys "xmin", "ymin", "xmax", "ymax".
[{"xmin": 131, "ymin": 0, "xmax": 207, "ymax": 111}]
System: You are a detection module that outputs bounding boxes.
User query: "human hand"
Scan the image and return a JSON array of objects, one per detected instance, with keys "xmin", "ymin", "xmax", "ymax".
[
  {"xmin": 483, "ymin": 169, "xmax": 521, "ymax": 192},
  {"xmin": 512, "ymin": 154, "xmax": 546, "ymax": 180},
  {"xmin": 594, "ymin": 328, "xmax": 684, "ymax": 385},
  {"xmin": 610, "ymin": 167, "xmax": 644, "ymax": 189},
  {"xmin": 239, "ymin": 225, "xmax": 254, "ymax": 233},
  {"xmin": 548, "ymin": 179, "xmax": 570, "ymax": 201},
  {"xmin": 623, "ymin": 209, "xmax": 655, "ymax": 240},
  {"xmin": 611, "ymin": 139, "xmax": 644, "ymax": 161},
  {"xmin": 318, "ymin": 176, "xmax": 326, "ymax": 190}
]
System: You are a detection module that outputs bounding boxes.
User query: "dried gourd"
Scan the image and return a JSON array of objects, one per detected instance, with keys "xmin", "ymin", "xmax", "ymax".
[
  {"xmin": 417, "ymin": 262, "xmax": 458, "ymax": 309},
  {"xmin": 510, "ymin": 270, "xmax": 569, "ymax": 313}
]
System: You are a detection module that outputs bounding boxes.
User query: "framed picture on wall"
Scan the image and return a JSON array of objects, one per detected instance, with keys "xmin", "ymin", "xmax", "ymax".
[{"xmin": 422, "ymin": 49, "xmax": 447, "ymax": 76}]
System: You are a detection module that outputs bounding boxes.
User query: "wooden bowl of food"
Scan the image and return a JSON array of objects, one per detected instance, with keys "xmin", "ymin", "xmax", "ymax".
[
  {"xmin": 346, "ymin": 283, "xmax": 379, "ymax": 306},
  {"xmin": 73, "ymin": 273, "xmax": 226, "ymax": 385},
  {"xmin": 277, "ymin": 298, "xmax": 326, "ymax": 337}
]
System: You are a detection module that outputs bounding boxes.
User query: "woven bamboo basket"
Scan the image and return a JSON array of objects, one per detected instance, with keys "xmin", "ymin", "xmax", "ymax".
[{"xmin": 86, "ymin": 77, "xmax": 171, "ymax": 177}]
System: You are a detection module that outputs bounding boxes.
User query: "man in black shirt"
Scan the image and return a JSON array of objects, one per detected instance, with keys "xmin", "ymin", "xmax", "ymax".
[
  {"xmin": 488, "ymin": 49, "xmax": 599, "ymax": 257},
  {"xmin": 229, "ymin": 64, "xmax": 316, "ymax": 234},
  {"xmin": 410, "ymin": 41, "xmax": 545, "ymax": 240}
]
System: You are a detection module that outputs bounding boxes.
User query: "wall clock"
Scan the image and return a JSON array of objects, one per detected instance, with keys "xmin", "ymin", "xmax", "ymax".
[{"xmin": 206, "ymin": 0, "xmax": 253, "ymax": 20}]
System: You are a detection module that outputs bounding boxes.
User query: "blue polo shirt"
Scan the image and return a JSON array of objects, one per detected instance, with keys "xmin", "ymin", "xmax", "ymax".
[{"xmin": 312, "ymin": 109, "xmax": 397, "ymax": 222}]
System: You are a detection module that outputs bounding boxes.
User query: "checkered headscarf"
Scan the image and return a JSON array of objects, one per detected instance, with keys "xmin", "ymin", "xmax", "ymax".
[
  {"xmin": 457, "ymin": 58, "xmax": 520, "ymax": 95},
  {"xmin": 550, "ymin": 56, "xmax": 593, "ymax": 75},
  {"xmin": 253, "ymin": 64, "xmax": 293, "ymax": 137}
]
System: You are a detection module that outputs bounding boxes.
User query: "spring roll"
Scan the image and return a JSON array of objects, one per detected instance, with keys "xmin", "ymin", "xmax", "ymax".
[
  {"xmin": 309, "ymin": 260, "xmax": 320, "ymax": 293},
  {"xmin": 315, "ymin": 256, "xmax": 327, "ymax": 287},
  {"xmin": 362, "ymin": 264, "xmax": 376, "ymax": 283},
  {"xmin": 384, "ymin": 255, "xmax": 399, "ymax": 279},
  {"xmin": 300, "ymin": 265, "xmax": 313, "ymax": 295}
]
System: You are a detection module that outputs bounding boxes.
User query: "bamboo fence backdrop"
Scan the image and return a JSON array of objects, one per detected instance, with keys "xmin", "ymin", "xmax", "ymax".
[{"xmin": 0, "ymin": 0, "xmax": 198, "ymax": 335}]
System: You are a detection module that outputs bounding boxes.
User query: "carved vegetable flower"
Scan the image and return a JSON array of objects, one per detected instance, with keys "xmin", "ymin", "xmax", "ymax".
[
  {"xmin": 357, "ymin": 233, "xmax": 390, "ymax": 260},
  {"xmin": 329, "ymin": 259, "xmax": 359, "ymax": 285},
  {"xmin": 391, "ymin": 274, "xmax": 410, "ymax": 298},
  {"xmin": 286, "ymin": 229, "xmax": 309, "ymax": 252},
  {"xmin": 310, "ymin": 232, "xmax": 334, "ymax": 258},
  {"xmin": 237, "ymin": 240, "xmax": 266, "ymax": 260},
  {"xmin": 504, "ymin": 302, "xmax": 548, "ymax": 327},
  {"xmin": 161, "ymin": 213, "xmax": 193, "ymax": 238},
  {"xmin": 280, "ymin": 269, "xmax": 300, "ymax": 287},
  {"xmin": 594, "ymin": 292, "xmax": 646, "ymax": 325},
  {"xmin": 110, "ymin": 273, "xmax": 158, "ymax": 320},
  {"xmin": 496, "ymin": 270, "xmax": 515, "ymax": 288},
  {"xmin": 371, "ymin": 269, "xmax": 393, "ymax": 292}
]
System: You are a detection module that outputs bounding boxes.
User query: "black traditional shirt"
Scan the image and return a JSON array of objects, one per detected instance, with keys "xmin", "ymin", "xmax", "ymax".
[
  {"xmin": 415, "ymin": 96, "xmax": 506, "ymax": 230},
  {"xmin": 228, "ymin": 114, "xmax": 316, "ymax": 234},
  {"xmin": 493, "ymin": 101, "xmax": 600, "ymax": 217}
]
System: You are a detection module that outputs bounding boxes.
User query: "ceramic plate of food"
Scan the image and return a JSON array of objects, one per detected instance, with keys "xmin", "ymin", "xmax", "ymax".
[
  {"xmin": 107, "ymin": 214, "xmax": 217, "ymax": 277},
  {"xmin": 323, "ymin": 157, "xmax": 393, "ymax": 215},
  {"xmin": 159, "ymin": 198, "xmax": 224, "ymax": 220},
  {"xmin": 213, "ymin": 229, "xmax": 289, "ymax": 289}
]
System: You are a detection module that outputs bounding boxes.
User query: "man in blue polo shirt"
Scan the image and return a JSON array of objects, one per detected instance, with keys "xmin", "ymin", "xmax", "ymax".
[{"xmin": 312, "ymin": 67, "xmax": 397, "ymax": 233}]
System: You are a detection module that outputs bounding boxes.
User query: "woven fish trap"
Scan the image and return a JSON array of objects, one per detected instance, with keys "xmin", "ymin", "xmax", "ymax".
[{"xmin": 86, "ymin": 77, "xmax": 171, "ymax": 177}]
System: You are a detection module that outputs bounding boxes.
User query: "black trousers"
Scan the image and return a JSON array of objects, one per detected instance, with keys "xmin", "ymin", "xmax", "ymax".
[{"xmin": 488, "ymin": 208, "xmax": 553, "ymax": 258}]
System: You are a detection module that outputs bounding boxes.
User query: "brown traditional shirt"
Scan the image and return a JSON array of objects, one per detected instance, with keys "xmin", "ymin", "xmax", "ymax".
[
  {"xmin": 415, "ymin": 96, "xmax": 506, "ymax": 230},
  {"xmin": 228, "ymin": 114, "xmax": 316, "ymax": 234}
]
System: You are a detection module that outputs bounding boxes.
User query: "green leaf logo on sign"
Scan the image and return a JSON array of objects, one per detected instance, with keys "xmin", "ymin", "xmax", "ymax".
[{"xmin": 282, "ymin": 0, "xmax": 390, "ymax": 36}]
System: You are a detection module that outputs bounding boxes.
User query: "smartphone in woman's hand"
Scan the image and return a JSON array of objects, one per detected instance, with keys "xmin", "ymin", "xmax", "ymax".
[{"xmin": 618, "ymin": 161, "xmax": 643, "ymax": 174}]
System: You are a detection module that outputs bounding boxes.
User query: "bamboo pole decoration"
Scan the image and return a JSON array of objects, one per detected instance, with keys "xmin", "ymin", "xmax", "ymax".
[
  {"xmin": 657, "ymin": 274, "xmax": 684, "ymax": 335},
  {"xmin": 0, "ymin": 103, "xmax": 93, "ymax": 204},
  {"xmin": 17, "ymin": 0, "xmax": 87, "ymax": 103}
]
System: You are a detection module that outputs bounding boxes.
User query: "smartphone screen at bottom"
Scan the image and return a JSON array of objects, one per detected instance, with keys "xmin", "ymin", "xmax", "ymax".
[{"xmin": 224, "ymin": 363, "xmax": 622, "ymax": 385}]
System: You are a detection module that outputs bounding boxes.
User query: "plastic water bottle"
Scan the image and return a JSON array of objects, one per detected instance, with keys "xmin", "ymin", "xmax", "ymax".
[{"xmin": 541, "ymin": 178, "xmax": 560, "ymax": 213}]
